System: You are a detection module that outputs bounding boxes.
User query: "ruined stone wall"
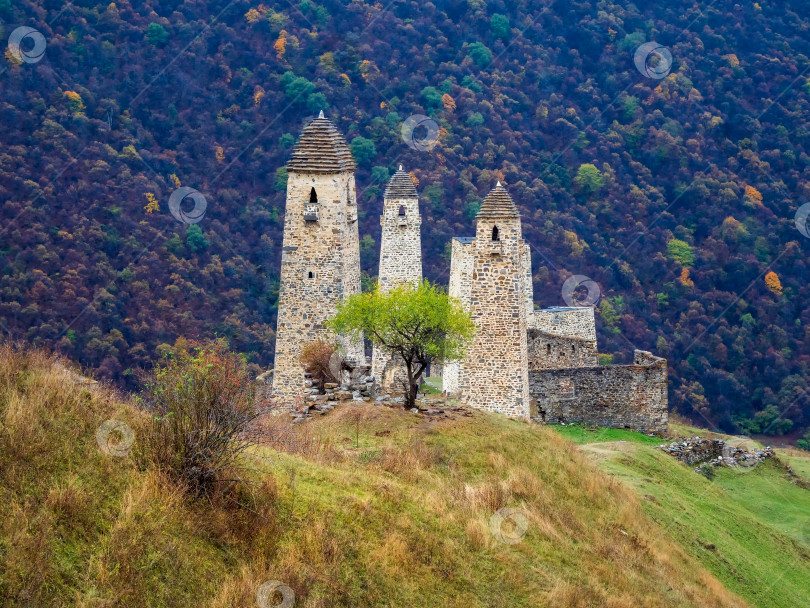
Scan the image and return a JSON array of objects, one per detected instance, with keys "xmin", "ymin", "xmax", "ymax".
[
  {"xmin": 371, "ymin": 193, "xmax": 422, "ymax": 392},
  {"xmin": 529, "ymin": 350, "xmax": 668, "ymax": 433},
  {"xmin": 460, "ymin": 220, "xmax": 530, "ymax": 419},
  {"xmin": 533, "ymin": 307, "xmax": 597, "ymax": 341},
  {"xmin": 273, "ymin": 171, "xmax": 363, "ymax": 404},
  {"xmin": 443, "ymin": 237, "xmax": 474, "ymax": 395},
  {"xmin": 527, "ymin": 329, "xmax": 598, "ymax": 370}
]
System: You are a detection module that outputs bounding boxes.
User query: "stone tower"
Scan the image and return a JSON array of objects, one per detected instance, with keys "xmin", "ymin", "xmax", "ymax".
[
  {"xmin": 272, "ymin": 112, "xmax": 363, "ymax": 403},
  {"xmin": 459, "ymin": 182, "xmax": 531, "ymax": 418},
  {"xmin": 443, "ymin": 237, "xmax": 474, "ymax": 395},
  {"xmin": 371, "ymin": 166, "xmax": 423, "ymax": 391}
]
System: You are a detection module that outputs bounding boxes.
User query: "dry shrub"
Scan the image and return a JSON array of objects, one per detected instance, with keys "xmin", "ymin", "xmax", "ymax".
[
  {"xmin": 545, "ymin": 580, "xmax": 605, "ymax": 608},
  {"xmin": 380, "ymin": 438, "xmax": 441, "ymax": 480},
  {"xmin": 141, "ymin": 338, "xmax": 274, "ymax": 497},
  {"xmin": 446, "ymin": 480, "xmax": 513, "ymax": 514},
  {"xmin": 45, "ymin": 476, "xmax": 87, "ymax": 522},
  {"xmin": 506, "ymin": 466, "xmax": 544, "ymax": 500},
  {"xmin": 465, "ymin": 517, "xmax": 489, "ymax": 549},
  {"xmin": 260, "ymin": 413, "xmax": 344, "ymax": 464},
  {"xmin": 298, "ymin": 338, "xmax": 341, "ymax": 387},
  {"xmin": 193, "ymin": 473, "xmax": 280, "ymax": 550}
]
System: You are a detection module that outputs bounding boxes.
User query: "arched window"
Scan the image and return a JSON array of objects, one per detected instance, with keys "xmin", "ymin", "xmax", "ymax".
[
  {"xmin": 398, "ymin": 205, "xmax": 406, "ymax": 216},
  {"xmin": 491, "ymin": 225, "xmax": 500, "ymax": 241},
  {"xmin": 546, "ymin": 344, "xmax": 551, "ymax": 355},
  {"xmin": 307, "ymin": 271, "xmax": 314, "ymax": 279},
  {"xmin": 571, "ymin": 345, "xmax": 576, "ymax": 353},
  {"xmin": 309, "ymin": 187, "xmax": 318, "ymax": 203}
]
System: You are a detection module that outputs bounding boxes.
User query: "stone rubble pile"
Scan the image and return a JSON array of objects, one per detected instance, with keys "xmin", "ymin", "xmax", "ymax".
[
  {"xmin": 660, "ymin": 436, "xmax": 774, "ymax": 470},
  {"xmin": 289, "ymin": 393, "xmax": 452, "ymax": 424}
]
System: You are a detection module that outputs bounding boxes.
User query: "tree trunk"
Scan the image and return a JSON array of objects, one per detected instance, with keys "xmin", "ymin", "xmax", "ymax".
[{"xmin": 403, "ymin": 359, "xmax": 416, "ymax": 409}]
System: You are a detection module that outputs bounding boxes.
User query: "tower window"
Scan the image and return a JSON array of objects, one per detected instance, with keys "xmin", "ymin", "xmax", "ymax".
[
  {"xmin": 546, "ymin": 344, "xmax": 551, "ymax": 355},
  {"xmin": 398, "ymin": 205, "xmax": 406, "ymax": 216},
  {"xmin": 492, "ymin": 226, "xmax": 500, "ymax": 241},
  {"xmin": 307, "ymin": 271, "xmax": 314, "ymax": 279},
  {"xmin": 309, "ymin": 187, "xmax": 318, "ymax": 203}
]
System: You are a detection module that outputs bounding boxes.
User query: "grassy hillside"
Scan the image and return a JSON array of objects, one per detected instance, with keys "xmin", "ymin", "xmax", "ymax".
[
  {"xmin": 559, "ymin": 425, "xmax": 810, "ymax": 608},
  {"xmin": 0, "ymin": 345, "xmax": 748, "ymax": 607}
]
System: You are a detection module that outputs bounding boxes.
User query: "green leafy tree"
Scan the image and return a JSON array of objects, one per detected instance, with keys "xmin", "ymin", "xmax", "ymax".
[
  {"xmin": 574, "ymin": 163, "xmax": 605, "ymax": 194},
  {"xmin": 274, "ymin": 167, "xmax": 289, "ymax": 192},
  {"xmin": 280, "ymin": 71, "xmax": 315, "ymax": 101},
  {"xmin": 740, "ymin": 404, "xmax": 794, "ymax": 436},
  {"xmin": 185, "ymin": 224, "xmax": 208, "ymax": 252},
  {"xmin": 421, "ymin": 86, "xmax": 444, "ymax": 109},
  {"xmin": 328, "ymin": 280, "xmax": 475, "ymax": 408},
  {"xmin": 146, "ymin": 23, "xmax": 169, "ymax": 46},
  {"xmin": 490, "ymin": 14, "xmax": 509, "ymax": 38},
  {"xmin": 306, "ymin": 92, "xmax": 329, "ymax": 113},
  {"xmin": 667, "ymin": 239, "xmax": 695, "ymax": 267},
  {"xmin": 461, "ymin": 75, "xmax": 483, "ymax": 92},
  {"xmin": 467, "ymin": 42, "xmax": 492, "ymax": 67},
  {"xmin": 797, "ymin": 429, "xmax": 810, "ymax": 451},
  {"xmin": 371, "ymin": 166, "xmax": 390, "ymax": 182},
  {"xmin": 350, "ymin": 136, "xmax": 376, "ymax": 166},
  {"xmin": 466, "ymin": 112, "xmax": 485, "ymax": 127}
]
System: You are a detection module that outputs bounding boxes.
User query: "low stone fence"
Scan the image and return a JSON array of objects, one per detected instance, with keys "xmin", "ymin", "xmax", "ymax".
[
  {"xmin": 660, "ymin": 436, "xmax": 774, "ymax": 469},
  {"xmin": 529, "ymin": 350, "xmax": 668, "ymax": 433}
]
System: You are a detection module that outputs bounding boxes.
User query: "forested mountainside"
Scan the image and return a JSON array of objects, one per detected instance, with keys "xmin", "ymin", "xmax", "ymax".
[{"xmin": 2, "ymin": 0, "xmax": 810, "ymax": 436}]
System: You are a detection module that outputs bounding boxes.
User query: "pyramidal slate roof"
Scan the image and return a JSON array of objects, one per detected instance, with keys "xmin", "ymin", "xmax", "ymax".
[
  {"xmin": 384, "ymin": 165, "xmax": 418, "ymax": 198},
  {"xmin": 287, "ymin": 111, "xmax": 356, "ymax": 174},
  {"xmin": 477, "ymin": 181, "xmax": 520, "ymax": 219}
]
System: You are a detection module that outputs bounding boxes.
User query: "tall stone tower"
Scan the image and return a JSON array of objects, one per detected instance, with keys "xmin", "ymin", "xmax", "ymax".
[
  {"xmin": 459, "ymin": 182, "xmax": 531, "ymax": 418},
  {"xmin": 272, "ymin": 112, "xmax": 363, "ymax": 403},
  {"xmin": 371, "ymin": 166, "xmax": 422, "ymax": 391},
  {"xmin": 443, "ymin": 237, "xmax": 474, "ymax": 395}
]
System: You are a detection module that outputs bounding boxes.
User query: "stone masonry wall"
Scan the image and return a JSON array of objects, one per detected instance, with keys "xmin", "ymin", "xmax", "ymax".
[
  {"xmin": 533, "ymin": 307, "xmax": 597, "ymax": 341},
  {"xmin": 443, "ymin": 237, "xmax": 474, "ymax": 395},
  {"xmin": 273, "ymin": 171, "xmax": 363, "ymax": 404},
  {"xmin": 527, "ymin": 329, "xmax": 598, "ymax": 370},
  {"xmin": 460, "ymin": 220, "xmax": 530, "ymax": 419},
  {"xmin": 522, "ymin": 242, "xmax": 534, "ymax": 327},
  {"xmin": 529, "ymin": 350, "xmax": 668, "ymax": 433},
  {"xmin": 371, "ymin": 192, "xmax": 422, "ymax": 392}
]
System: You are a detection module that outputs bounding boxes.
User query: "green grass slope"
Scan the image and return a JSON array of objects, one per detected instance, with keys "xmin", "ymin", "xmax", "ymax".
[
  {"xmin": 0, "ymin": 346, "xmax": 749, "ymax": 607},
  {"xmin": 562, "ymin": 425, "xmax": 810, "ymax": 608}
]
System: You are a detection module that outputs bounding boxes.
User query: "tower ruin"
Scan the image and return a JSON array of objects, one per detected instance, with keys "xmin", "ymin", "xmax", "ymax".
[
  {"xmin": 371, "ymin": 166, "xmax": 423, "ymax": 391},
  {"xmin": 458, "ymin": 182, "xmax": 531, "ymax": 418},
  {"xmin": 272, "ymin": 112, "xmax": 363, "ymax": 403}
]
